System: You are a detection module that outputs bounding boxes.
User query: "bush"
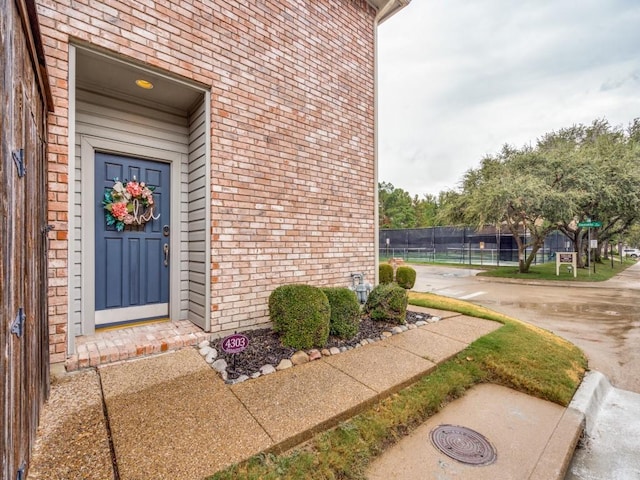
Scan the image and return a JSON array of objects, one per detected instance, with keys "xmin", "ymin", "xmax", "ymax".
[
  {"xmin": 395, "ymin": 265, "xmax": 416, "ymax": 289},
  {"xmin": 364, "ymin": 283, "xmax": 407, "ymax": 324},
  {"xmin": 269, "ymin": 284, "xmax": 330, "ymax": 349},
  {"xmin": 322, "ymin": 287, "xmax": 361, "ymax": 339},
  {"xmin": 379, "ymin": 263, "xmax": 394, "ymax": 284}
]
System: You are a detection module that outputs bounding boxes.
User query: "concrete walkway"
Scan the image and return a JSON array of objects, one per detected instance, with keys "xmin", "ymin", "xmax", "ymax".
[
  {"xmin": 367, "ymin": 383, "xmax": 581, "ymax": 480},
  {"xmin": 28, "ymin": 308, "xmax": 587, "ymax": 480}
]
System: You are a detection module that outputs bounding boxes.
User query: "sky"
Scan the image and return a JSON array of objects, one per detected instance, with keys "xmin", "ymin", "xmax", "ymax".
[{"xmin": 377, "ymin": 0, "xmax": 640, "ymax": 198}]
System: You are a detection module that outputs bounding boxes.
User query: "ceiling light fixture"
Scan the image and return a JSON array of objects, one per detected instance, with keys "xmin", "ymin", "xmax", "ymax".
[{"xmin": 135, "ymin": 79, "xmax": 154, "ymax": 90}]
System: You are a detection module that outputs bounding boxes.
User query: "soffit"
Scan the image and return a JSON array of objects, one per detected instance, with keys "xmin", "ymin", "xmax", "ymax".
[
  {"xmin": 75, "ymin": 48, "xmax": 203, "ymax": 115},
  {"xmin": 366, "ymin": 0, "xmax": 411, "ymax": 23}
]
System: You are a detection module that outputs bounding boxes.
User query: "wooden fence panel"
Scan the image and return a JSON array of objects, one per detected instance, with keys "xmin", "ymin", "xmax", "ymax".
[
  {"xmin": 1, "ymin": 0, "xmax": 51, "ymax": 477},
  {"xmin": 1, "ymin": 0, "xmax": 17, "ymax": 475}
]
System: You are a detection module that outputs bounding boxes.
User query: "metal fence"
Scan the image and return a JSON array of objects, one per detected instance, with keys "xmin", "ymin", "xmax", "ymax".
[{"xmin": 379, "ymin": 227, "xmax": 568, "ymax": 266}]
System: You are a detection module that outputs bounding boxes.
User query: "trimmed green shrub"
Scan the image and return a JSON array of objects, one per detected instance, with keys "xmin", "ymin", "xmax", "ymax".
[
  {"xmin": 322, "ymin": 287, "xmax": 361, "ymax": 339},
  {"xmin": 379, "ymin": 263, "xmax": 394, "ymax": 284},
  {"xmin": 395, "ymin": 265, "xmax": 417, "ymax": 289},
  {"xmin": 364, "ymin": 283, "xmax": 407, "ymax": 324},
  {"xmin": 269, "ymin": 284, "xmax": 330, "ymax": 349}
]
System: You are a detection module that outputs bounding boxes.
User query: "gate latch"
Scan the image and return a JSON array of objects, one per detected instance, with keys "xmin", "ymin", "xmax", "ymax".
[{"xmin": 11, "ymin": 307, "xmax": 26, "ymax": 338}]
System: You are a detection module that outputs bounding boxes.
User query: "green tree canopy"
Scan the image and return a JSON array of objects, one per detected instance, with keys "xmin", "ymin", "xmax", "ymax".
[
  {"xmin": 381, "ymin": 118, "xmax": 640, "ymax": 271},
  {"xmin": 442, "ymin": 146, "xmax": 576, "ymax": 272},
  {"xmin": 378, "ymin": 182, "xmax": 440, "ymax": 229},
  {"xmin": 437, "ymin": 118, "xmax": 640, "ymax": 272},
  {"xmin": 543, "ymin": 120, "xmax": 640, "ymax": 265}
]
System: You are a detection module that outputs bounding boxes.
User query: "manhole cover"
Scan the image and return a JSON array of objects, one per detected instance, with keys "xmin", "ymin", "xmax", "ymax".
[{"xmin": 430, "ymin": 424, "xmax": 496, "ymax": 466}]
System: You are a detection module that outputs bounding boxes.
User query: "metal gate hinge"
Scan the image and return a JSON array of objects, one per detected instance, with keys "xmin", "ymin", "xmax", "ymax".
[
  {"xmin": 12, "ymin": 149, "xmax": 26, "ymax": 177},
  {"xmin": 11, "ymin": 308, "xmax": 26, "ymax": 338}
]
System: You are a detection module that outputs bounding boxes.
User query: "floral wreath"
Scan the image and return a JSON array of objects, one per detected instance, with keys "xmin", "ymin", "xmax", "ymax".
[{"xmin": 103, "ymin": 178, "xmax": 159, "ymax": 231}]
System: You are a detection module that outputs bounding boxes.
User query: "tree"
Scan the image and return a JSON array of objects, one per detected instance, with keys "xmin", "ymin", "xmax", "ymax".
[
  {"xmin": 381, "ymin": 117, "xmax": 640, "ymax": 269},
  {"xmin": 413, "ymin": 193, "xmax": 439, "ymax": 227},
  {"xmin": 551, "ymin": 120, "xmax": 640, "ymax": 265},
  {"xmin": 624, "ymin": 224, "xmax": 640, "ymax": 249},
  {"xmin": 378, "ymin": 182, "xmax": 416, "ymax": 229},
  {"xmin": 441, "ymin": 145, "xmax": 577, "ymax": 273},
  {"xmin": 379, "ymin": 183, "xmax": 442, "ymax": 229}
]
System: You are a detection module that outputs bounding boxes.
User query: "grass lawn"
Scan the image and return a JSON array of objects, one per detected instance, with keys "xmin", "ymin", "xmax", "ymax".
[
  {"xmin": 208, "ymin": 293, "xmax": 586, "ymax": 480},
  {"xmin": 477, "ymin": 256, "xmax": 635, "ymax": 281}
]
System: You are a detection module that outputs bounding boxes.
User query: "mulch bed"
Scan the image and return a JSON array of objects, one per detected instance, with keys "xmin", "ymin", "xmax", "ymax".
[{"xmin": 211, "ymin": 311, "xmax": 428, "ymax": 380}]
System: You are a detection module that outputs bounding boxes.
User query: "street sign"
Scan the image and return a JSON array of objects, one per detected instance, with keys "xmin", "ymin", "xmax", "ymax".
[{"xmin": 578, "ymin": 221, "xmax": 602, "ymax": 228}]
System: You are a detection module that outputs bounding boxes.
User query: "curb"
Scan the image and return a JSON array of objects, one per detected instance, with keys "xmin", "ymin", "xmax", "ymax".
[
  {"xmin": 567, "ymin": 370, "xmax": 612, "ymax": 436},
  {"xmin": 473, "ymin": 276, "xmax": 593, "ymax": 288},
  {"xmin": 528, "ymin": 407, "xmax": 583, "ymax": 480},
  {"xmin": 529, "ymin": 370, "xmax": 612, "ymax": 480}
]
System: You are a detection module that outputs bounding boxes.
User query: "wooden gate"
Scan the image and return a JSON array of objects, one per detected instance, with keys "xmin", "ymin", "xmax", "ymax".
[{"xmin": 1, "ymin": 0, "xmax": 53, "ymax": 478}]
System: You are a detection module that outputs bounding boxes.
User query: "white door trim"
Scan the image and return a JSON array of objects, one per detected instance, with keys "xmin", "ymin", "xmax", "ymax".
[
  {"xmin": 80, "ymin": 136, "xmax": 184, "ymax": 335},
  {"xmin": 95, "ymin": 304, "xmax": 169, "ymax": 325}
]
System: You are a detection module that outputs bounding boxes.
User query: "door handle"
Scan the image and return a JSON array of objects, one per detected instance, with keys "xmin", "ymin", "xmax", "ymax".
[{"xmin": 163, "ymin": 243, "xmax": 169, "ymax": 266}]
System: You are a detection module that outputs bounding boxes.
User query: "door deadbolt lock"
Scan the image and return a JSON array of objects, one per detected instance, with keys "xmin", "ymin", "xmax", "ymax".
[{"xmin": 163, "ymin": 225, "xmax": 170, "ymax": 237}]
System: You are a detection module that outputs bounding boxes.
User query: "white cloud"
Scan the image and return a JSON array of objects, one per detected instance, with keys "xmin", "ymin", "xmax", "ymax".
[{"xmin": 378, "ymin": 0, "xmax": 640, "ymax": 197}]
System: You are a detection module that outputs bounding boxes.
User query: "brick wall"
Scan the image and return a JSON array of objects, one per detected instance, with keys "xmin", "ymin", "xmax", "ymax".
[{"xmin": 37, "ymin": 0, "xmax": 377, "ymax": 359}]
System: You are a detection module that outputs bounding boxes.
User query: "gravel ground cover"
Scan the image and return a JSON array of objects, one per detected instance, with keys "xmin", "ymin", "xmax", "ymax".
[{"xmin": 211, "ymin": 311, "xmax": 429, "ymax": 380}]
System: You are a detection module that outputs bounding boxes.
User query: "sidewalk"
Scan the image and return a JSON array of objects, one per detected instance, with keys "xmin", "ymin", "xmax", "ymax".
[
  {"xmin": 28, "ymin": 308, "xmax": 582, "ymax": 480},
  {"xmin": 367, "ymin": 383, "xmax": 582, "ymax": 480}
]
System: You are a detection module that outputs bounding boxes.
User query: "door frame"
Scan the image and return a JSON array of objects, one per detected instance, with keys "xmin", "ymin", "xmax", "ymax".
[
  {"xmin": 80, "ymin": 136, "xmax": 184, "ymax": 336},
  {"xmin": 94, "ymin": 152, "xmax": 172, "ymax": 325}
]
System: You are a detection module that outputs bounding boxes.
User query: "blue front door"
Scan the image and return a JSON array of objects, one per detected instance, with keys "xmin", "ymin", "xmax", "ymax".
[{"xmin": 95, "ymin": 153, "xmax": 170, "ymax": 326}]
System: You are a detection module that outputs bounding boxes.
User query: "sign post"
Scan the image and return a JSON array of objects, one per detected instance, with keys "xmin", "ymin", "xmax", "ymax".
[
  {"xmin": 578, "ymin": 220, "xmax": 602, "ymax": 276},
  {"xmin": 221, "ymin": 332, "xmax": 249, "ymax": 370}
]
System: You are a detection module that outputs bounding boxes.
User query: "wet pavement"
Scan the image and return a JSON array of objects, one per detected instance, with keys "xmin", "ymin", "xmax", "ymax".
[{"xmin": 411, "ymin": 262, "xmax": 640, "ymax": 393}]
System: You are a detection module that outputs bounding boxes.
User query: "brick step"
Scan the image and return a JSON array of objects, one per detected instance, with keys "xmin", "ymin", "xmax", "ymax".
[{"xmin": 65, "ymin": 320, "xmax": 213, "ymax": 371}]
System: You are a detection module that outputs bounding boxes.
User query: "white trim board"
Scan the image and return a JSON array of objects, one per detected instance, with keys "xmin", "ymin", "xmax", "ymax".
[{"xmin": 95, "ymin": 304, "xmax": 169, "ymax": 325}]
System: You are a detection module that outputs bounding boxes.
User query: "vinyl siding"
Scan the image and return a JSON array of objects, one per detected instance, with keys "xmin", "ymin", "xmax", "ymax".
[{"xmin": 186, "ymin": 98, "xmax": 209, "ymax": 329}]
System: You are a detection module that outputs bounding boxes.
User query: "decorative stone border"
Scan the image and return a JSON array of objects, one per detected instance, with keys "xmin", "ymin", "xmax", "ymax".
[{"xmin": 197, "ymin": 313, "xmax": 442, "ymax": 384}]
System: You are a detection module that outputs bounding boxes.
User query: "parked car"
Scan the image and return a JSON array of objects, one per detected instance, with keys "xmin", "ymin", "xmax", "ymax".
[{"xmin": 623, "ymin": 248, "xmax": 640, "ymax": 258}]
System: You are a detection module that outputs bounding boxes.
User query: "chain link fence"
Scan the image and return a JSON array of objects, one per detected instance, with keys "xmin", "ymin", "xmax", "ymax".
[{"xmin": 379, "ymin": 226, "xmax": 569, "ymax": 266}]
